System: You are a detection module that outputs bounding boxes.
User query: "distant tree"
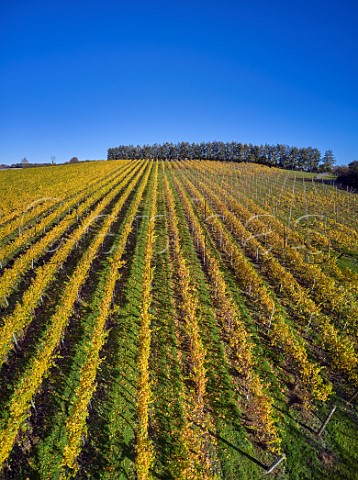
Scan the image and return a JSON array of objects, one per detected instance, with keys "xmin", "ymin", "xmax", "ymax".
[
  {"xmin": 320, "ymin": 150, "xmax": 336, "ymax": 172},
  {"xmin": 289, "ymin": 147, "xmax": 300, "ymax": 169},
  {"xmin": 348, "ymin": 160, "xmax": 358, "ymax": 174},
  {"xmin": 306, "ymin": 147, "xmax": 321, "ymax": 172},
  {"xmin": 276, "ymin": 144, "xmax": 290, "ymax": 169},
  {"xmin": 333, "ymin": 165, "xmax": 348, "ymax": 177},
  {"xmin": 336, "ymin": 161, "xmax": 358, "ymax": 189},
  {"xmin": 69, "ymin": 157, "xmax": 79, "ymax": 163}
]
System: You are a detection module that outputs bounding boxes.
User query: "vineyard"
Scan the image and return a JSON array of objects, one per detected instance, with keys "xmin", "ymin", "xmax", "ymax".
[{"xmin": 0, "ymin": 159, "xmax": 357, "ymax": 480}]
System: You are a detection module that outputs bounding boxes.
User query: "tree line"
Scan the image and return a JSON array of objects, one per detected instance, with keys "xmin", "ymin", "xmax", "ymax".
[
  {"xmin": 0, "ymin": 157, "xmax": 81, "ymax": 170},
  {"xmin": 108, "ymin": 142, "xmax": 335, "ymax": 172}
]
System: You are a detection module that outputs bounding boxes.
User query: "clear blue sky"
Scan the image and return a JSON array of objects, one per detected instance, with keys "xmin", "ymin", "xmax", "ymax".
[{"xmin": 0, "ymin": 0, "xmax": 357, "ymax": 165}]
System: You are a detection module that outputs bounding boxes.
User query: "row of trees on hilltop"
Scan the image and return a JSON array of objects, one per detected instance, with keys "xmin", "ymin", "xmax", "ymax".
[{"xmin": 107, "ymin": 142, "xmax": 335, "ymax": 172}]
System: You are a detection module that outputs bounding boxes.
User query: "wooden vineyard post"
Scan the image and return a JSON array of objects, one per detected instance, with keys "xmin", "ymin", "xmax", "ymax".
[
  {"xmin": 265, "ymin": 455, "xmax": 285, "ymax": 474},
  {"xmin": 317, "ymin": 405, "xmax": 336, "ymax": 436}
]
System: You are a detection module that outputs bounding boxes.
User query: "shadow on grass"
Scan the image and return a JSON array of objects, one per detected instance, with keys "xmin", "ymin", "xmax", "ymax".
[{"xmin": 206, "ymin": 427, "xmax": 267, "ymax": 470}]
